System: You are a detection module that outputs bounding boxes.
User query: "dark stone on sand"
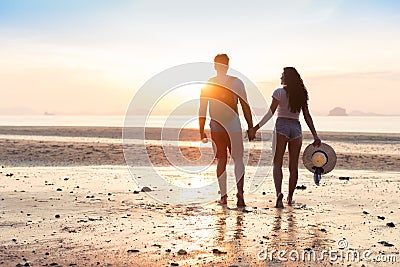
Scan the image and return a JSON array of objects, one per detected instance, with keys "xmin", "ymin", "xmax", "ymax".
[
  {"xmin": 12, "ymin": 238, "xmax": 17, "ymax": 242},
  {"xmin": 320, "ymin": 228, "xmax": 327, "ymax": 232},
  {"xmin": 49, "ymin": 263, "xmax": 58, "ymax": 266},
  {"xmin": 55, "ymin": 214, "xmax": 60, "ymax": 219},
  {"xmin": 177, "ymin": 249, "xmax": 187, "ymax": 255},
  {"xmin": 107, "ymin": 193, "xmax": 112, "ymax": 196},
  {"xmin": 141, "ymin": 187, "xmax": 152, "ymax": 192},
  {"xmin": 386, "ymin": 222, "xmax": 395, "ymax": 227},
  {"xmin": 378, "ymin": 241, "xmax": 394, "ymax": 247},
  {"xmin": 377, "ymin": 216, "xmax": 385, "ymax": 220},
  {"xmin": 171, "ymin": 263, "xmax": 179, "ymax": 266},
  {"xmin": 262, "ymin": 192, "xmax": 266, "ymax": 195},
  {"xmin": 86, "ymin": 195, "xmax": 95, "ymax": 198},
  {"xmin": 127, "ymin": 249, "xmax": 139, "ymax": 253},
  {"xmin": 296, "ymin": 185, "xmax": 307, "ymax": 190},
  {"xmin": 56, "ymin": 188, "xmax": 62, "ymax": 191},
  {"xmin": 6, "ymin": 173, "xmax": 14, "ymax": 177},
  {"xmin": 63, "ymin": 177, "xmax": 69, "ymax": 181},
  {"xmin": 339, "ymin": 177, "xmax": 350, "ymax": 180},
  {"xmin": 362, "ymin": 211, "xmax": 369, "ymax": 215},
  {"xmin": 212, "ymin": 248, "xmax": 227, "ymax": 254},
  {"xmin": 133, "ymin": 191, "xmax": 140, "ymax": 194},
  {"xmin": 165, "ymin": 249, "xmax": 171, "ymax": 253}
]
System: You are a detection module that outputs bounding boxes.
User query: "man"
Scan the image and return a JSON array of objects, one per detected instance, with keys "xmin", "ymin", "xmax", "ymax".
[{"xmin": 199, "ymin": 54, "xmax": 253, "ymax": 207}]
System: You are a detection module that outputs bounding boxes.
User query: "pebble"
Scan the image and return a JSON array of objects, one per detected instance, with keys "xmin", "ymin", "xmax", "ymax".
[
  {"xmin": 127, "ymin": 249, "xmax": 139, "ymax": 253},
  {"xmin": 296, "ymin": 185, "xmax": 307, "ymax": 190},
  {"xmin": 377, "ymin": 216, "xmax": 385, "ymax": 220},
  {"xmin": 386, "ymin": 222, "xmax": 395, "ymax": 227},
  {"xmin": 339, "ymin": 177, "xmax": 350, "ymax": 180},
  {"xmin": 177, "ymin": 249, "xmax": 187, "ymax": 255},
  {"xmin": 141, "ymin": 187, "xmax": 152, "ymax": 192},
  {"xmin": 212, "ymin": 248, "xmax": 227, "ymax": 254},
  {"xmin": 378, "ymin": 241, "xmax": 394, "ymax": 247}
]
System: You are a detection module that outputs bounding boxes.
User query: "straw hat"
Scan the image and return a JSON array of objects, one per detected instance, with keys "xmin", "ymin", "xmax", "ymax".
[{"xmin": 303, "ymin": 142, "xmax": 337, "ymax": 174}]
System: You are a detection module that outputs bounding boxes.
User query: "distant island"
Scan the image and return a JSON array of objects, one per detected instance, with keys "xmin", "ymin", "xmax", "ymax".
[
  {"xmin": 328, "ymin": 107, "xmax": 348, "ymax": 116},
  {"xmin": 327, "ymin": 107, "xmax": 390, "ymax": 116}
]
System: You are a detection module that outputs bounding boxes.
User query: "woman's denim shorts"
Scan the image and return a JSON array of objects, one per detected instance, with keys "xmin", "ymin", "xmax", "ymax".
[{"xmin": 275, "ymin": 117, "xmax": 302, "ymax": 141}]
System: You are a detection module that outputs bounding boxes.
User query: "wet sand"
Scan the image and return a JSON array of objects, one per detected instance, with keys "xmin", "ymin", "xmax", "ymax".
[
  {"xmin": 0, "ymin": 126, "xmax": 399, "ymax": 266},
  {"xmin": 0, "ymin": 127, "xmax": 399, "ymax": 171}
]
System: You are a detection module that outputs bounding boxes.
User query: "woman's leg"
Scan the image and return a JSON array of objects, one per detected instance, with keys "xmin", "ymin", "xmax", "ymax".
[
  {"xmin": 287, "ymin": 137, "xmax": 302, "ymax": 205},
  {"xmin": 273, "ymin": 133, "xmax": 288, "ymax": 208}
]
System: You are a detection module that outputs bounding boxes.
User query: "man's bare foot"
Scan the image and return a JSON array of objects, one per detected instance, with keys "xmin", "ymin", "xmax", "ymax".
[
  {"xmin": 275, "ymin": 193, "xmax": 284, "ymax": 208},
  {"xmin": 236, "ymin": 193, "xmax": 246, "ymax": 208},
  {"xmin": 217, "ymin": 195, "xmax": 227, "ymax": 205}
]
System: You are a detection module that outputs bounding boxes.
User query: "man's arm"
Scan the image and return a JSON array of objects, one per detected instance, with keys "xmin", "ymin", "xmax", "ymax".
[
  {"xmin": 239, "ymin": 97, "xmax": 253, "ymax": 129},
  {"xmin": 199, "ymin": 89, "xmax": 208, "ymax": 140},
  {"xmin": 237, "ymin": 80, "xmax": 253, "ymax": 129}
]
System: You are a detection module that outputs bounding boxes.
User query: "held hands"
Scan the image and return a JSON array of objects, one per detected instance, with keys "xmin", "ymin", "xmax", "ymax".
[{"xmin": 247, "ymin": 126, "xmax": 257, "ymax": 141}]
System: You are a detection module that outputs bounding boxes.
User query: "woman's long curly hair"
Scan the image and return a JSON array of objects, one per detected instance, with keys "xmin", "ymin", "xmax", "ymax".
[{"xmin": 283, "ymin": 67, "xmax": 308, "ymax": 113}]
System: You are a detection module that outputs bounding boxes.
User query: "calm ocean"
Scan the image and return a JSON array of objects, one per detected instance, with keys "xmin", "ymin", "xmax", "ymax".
[{"xmin": 0, "ymin": 115, "xmax": 399, "ymax": 133}]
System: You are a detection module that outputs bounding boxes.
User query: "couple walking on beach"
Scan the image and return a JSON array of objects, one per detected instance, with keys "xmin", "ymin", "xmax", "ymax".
[{"xmin": 198, "ymin": 54, "xmax": 321, "ymax": 208}]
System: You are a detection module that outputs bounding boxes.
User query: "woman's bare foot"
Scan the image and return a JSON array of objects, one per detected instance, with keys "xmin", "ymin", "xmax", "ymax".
[
  {"xmin": 287, "ymin": 196, "xmax": 295, "ymax": 206},
  {"xmin": 217, "ymin": 195, "xmax": 227, "ymax": 205},
  {"xmin": 275, "ymin": 193, "xmax": 284, "ymax": 208},
  {"xmin": 236, "ymin": 193, "xmax": 246, "ymax": 208}
]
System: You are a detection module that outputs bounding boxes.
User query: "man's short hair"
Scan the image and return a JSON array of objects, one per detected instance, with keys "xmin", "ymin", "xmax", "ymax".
[{"xmin": 214, "ymin": 54, "xmax": 229, "ymax": 65}]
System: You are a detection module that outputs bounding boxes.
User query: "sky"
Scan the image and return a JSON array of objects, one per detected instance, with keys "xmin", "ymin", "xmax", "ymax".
[{"xmin": 0, "ymin": 0, "xmax": 400, "ymax": 115}]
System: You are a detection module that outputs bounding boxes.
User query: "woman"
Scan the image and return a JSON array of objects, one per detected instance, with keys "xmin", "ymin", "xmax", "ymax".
[{"xmin": 248, "ymin": 67, "xmax": 321, "ymax": 208}]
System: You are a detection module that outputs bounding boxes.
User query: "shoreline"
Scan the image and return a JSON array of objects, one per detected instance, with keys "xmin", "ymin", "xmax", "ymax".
[{"xmin": 1, "ymin": 126, "xmax": 400, "ymax": 142}]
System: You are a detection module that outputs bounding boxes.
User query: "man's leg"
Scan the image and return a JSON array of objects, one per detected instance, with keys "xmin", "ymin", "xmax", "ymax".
[
  {"xmin": 211, "ymin": 132, "xmax": 228, "ymax": 204},
  {"xmin": 216, "ymin": 156, "xmax": 228, "ymax": 203},
  {"xmin": 230, "ymin": 132, "xmax": 245, "ymax": 207}
]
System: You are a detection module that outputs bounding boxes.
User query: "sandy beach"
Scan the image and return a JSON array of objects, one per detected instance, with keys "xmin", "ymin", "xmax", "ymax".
[{"xmin": 0, "ymin": 126, "xmax": 399, "ymax": 266}]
